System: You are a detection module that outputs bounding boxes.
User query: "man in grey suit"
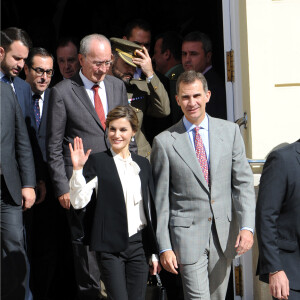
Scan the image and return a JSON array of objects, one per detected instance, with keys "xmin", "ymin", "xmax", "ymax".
[
  {"xmin": 1, "ymin": 82, "xmax": 36, "ymax": 299},
  {"xmin": 151, "ymin": 71, "xmax": 255, "ymax": 299},
  {"xmin": 47, "ymin": 34, "xmax": 131, "ymax": 299}
]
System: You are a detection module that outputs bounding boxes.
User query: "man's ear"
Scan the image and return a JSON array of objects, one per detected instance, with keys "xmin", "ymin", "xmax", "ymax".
[
  {"xmin": 206, "ymin": 51, "xmax": 212, "ymax": 65},
  {"xmin": 205, "ymin": 90, "xmax": 211, "ymax": 103},
  {"xmin": 175, "ymin": 95, "xmax": 180, "ymax": 106},
  {"xmin": 78, "ymin": 54, "xmax": 84, "ymax": 67},
  {"xmin": 0, "ymin": 47, "xmax": 5, "ymax": 63},
  {"xmin": 164, "ymin": 49, "xmax": 171, "ymax": 60},
  {"xmin": 24, "ymin": 64, "xmax": 29, "ymax": 76}
]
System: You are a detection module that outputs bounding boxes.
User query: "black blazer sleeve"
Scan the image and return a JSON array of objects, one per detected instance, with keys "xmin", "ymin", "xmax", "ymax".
[{"xmin": 256, "ymin": 150, "xmax": 287, "ymax": 274}]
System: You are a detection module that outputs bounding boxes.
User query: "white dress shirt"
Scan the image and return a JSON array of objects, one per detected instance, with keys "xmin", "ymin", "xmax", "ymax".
[
  {"xmin": 79, "ymin": 69, "xmax": 108, "ymax": 117},
  {"xmin": 31, "ymin": 91, "xmax": 45, "ymax": 118}
]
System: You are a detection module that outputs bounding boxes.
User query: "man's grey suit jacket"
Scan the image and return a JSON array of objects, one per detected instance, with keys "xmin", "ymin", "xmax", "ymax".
[
  {"xmin": 46, "ymin": 73, "xmax": 128, "ymax": 198},
  {"xmin": 151, "ymin": 116, "xmax": 255, "ymax": 265},
  {"xmin": 0, "ymin": 82, "xmax": 36, "ymax": 205}
]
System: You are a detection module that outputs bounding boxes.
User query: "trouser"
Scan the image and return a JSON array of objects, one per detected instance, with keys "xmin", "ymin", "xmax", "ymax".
[
  {"xmin": 66, "ymin": 207, "xmax": 101, "ymax": 300},
  {"xmin": 179, "ymin": 223, "xmax": 232, "ymax": 300},
  {"xmin": 96, "ymin": 230, "xmax": 149, "ymax": 300},
  {"xmin": 1, "ymin": 179, "xmax": 30, "ymax": 300}
]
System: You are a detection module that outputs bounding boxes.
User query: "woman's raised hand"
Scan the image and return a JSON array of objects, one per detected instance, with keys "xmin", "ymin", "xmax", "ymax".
[{"xmin": 69, "ymin": 137, "xmax": 91, "ymax": 170}]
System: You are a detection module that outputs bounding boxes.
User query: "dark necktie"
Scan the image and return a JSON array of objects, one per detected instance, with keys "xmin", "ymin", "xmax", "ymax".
[
  {"xmin": 1, "ymin": 75, "xmax": 11, "ymax": 84},
  {"xmin": 32, "ymin": 94, "xmax": 41, "ymax": 128},
  {"xmin": 92, "ymin": 85, "xmax": 106, "ymax": 129},
  {"xmin": 194, "ymin": 127, "xmax": 210, "ymax": 185}
]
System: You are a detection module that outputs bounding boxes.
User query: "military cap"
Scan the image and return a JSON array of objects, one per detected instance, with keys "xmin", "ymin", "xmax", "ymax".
[{"xmin": 110, "ymin": 37, "xmax": 143, "ymax": 67}]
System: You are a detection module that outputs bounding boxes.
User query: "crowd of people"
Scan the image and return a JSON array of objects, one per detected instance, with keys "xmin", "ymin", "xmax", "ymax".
[{"xmin": 1, "ymin": 18, "xmax": 299, "ymax": 300}]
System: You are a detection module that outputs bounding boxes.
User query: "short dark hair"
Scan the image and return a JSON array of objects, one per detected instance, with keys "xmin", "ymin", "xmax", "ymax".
[
  {"xmin": 182, "ymin": 31, "xmax": 212, "ymax": 54},
  {"xmin": 56, "ymin": 36, "xmax": 79, "ymax": 52},
  {"xmin": 155, "ymin": 31, "xmax": 183, "ymax": 61},
  {"xmin": 106, "ymin": 105, "xmax": 139, "ymax": 132},
  {"xmin": 0, "ymin": 27, "xmax": 32, "ymax": 52},
  {"xmin": 25, "ymin": 47, "xmax": 54, "ymax": 68},
  {"xmin": 176, "ymin": 70, "xmax": 208, "ymax": 94},
  {"xmin": 124, "ymin": 19, "xmax": 151, "ymax": 39}
]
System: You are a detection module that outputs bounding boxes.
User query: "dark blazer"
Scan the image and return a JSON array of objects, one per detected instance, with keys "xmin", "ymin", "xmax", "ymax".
[
  {"xmin": 0, "ymin": 82, "xmax": 36, "ymax": 205},
  {"xmin": 46, "ymin": 73, "xmax": 129, "ymax": 198},
  {"xmin": 204, "ymin": 68, "xmax": 227, "ymax": 120},
  {"xmin": 82, "ymin": 150, "xmax": 158, "ymax": 255},
  {"xmin": 13, "ymin": 76, "xmax": 32, "ymax": 118},
  {"xmin": 256, "ymin": 140, "xmax": 300, "ymax": 290},
  {"xmin": 25, "ymin": 89, "xmax": 51, "ymax": 181}
]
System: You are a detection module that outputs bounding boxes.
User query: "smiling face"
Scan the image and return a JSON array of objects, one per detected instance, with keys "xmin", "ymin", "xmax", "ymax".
[
  {"xmin": 0, "ymin": 40, "xmax": 29, "ymax": 77},
  {"xmin": 108, "ymin": 117, "xmax": 135, "ymax": 156},
  {"xmin": 25, "ymin": 55, "xmax": 53, "ymax": 94},
  {"xmin": 176, "ymin": 79, "xmax": 211, "ymax": 125}
]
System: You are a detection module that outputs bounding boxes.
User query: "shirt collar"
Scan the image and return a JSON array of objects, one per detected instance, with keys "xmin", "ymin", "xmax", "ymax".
[
  {"xmin": 165, "ymin": 64, "xmax": 181, "ymax": 77},
  {"xmin": 31, "ymin": 91, "xmax": 45, "ymax": 101},
  {"xmin": 0, "ymin": 71, "xmax": 13, "ymax": 82},
  {"xmin": 183, "ymin": 114, "xmax": 209, "ymax": 133},
  {"xmin": 110, "ymin": 148, "xmax": 132, "ymax": 162},
  {"xmin": 79, "ymin": 69, "xmax": 104, "ymax": 90},
  {"xmin": 202, "ymin": 65, "xmax": 212, "ymax": 75}
]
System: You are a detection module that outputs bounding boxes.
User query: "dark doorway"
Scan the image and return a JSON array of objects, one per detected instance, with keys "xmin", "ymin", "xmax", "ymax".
[{"xmin": 1, "ymin": 0, "xmax": 225, "ymax": 80}]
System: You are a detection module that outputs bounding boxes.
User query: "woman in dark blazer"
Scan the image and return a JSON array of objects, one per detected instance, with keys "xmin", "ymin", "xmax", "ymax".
[{"xmin": 69, "ymin": 105, "xmax": 160, "ymax": 300}]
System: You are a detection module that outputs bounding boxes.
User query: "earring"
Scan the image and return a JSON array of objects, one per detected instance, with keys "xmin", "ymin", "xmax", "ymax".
[{"xmin": 131, "ymin": 136, "xmax": 135, "ymax": 142}]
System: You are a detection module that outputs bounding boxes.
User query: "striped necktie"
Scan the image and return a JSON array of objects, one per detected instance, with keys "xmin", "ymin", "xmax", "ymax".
[{"xmin": 194, "ymin": 127, "xmax": 210, "ymax": 185}]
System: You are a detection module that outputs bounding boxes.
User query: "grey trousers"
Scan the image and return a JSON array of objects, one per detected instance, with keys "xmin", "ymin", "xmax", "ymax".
[{"xmin": 179, "ymin": 224, "xmax": 232, "ymax": 300}]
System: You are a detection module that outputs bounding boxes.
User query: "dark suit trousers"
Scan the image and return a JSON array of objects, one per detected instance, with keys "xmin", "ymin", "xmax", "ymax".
[
  {"xmin": 96, "ymin": 230, "xmax": 149, "ymax": 300},
  {"xmin": 1, "ymin": 178, "xmax": 29, "ymax": 300},
  {"xmin": 273, "ymin": 289, "xmax": 300, "ymax": 300}
]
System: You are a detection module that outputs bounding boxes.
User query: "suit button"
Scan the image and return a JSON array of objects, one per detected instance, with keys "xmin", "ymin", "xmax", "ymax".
[
  {"xmin": 208, "ymin": 217, "xmax": 212, "ymax": 222},
  {"xmin": 211, "ymin": 200, "xmax": 215, "ymax": 204},
  {"xmin": 154, "ymin": 86, "xmax": 158, "ymax": 90}
]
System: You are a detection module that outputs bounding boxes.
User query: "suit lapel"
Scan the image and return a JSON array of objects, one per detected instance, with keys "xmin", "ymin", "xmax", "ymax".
[
  {"xmin": 71, "ymin": 74, "xmax": 104, "ymax": 130},
  {"xmin": 296, "ymin": 140, "xmax": 300, "ymax": 165},
  {"xmin": 39, "ymin": 89, "xmax": 49, "ymax": 133},
  {"xmin": 172, "ymin": 121, "xmax": 209, "ymax": 192},
  {"xmin": 104, "ymin": 77, "xmax": 114, "ymax": 111}
]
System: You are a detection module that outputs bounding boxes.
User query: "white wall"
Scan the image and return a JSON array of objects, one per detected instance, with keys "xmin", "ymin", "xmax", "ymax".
[{"xmin": 246, "ymin": 0, "xmax": 300, "ymax": 159}]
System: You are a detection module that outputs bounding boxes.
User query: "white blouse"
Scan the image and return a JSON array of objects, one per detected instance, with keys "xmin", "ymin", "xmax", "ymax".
[
  {"xmin": 69, "ymin": 149, "xmax": 146, "ymax": 237},
  {"xmin": 69, "ymin": 150, "xmax": 158, "ymax": 263}
]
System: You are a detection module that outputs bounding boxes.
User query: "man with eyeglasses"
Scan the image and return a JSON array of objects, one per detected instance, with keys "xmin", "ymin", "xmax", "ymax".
[
  {"xmin": 0, "ymin": 26, "xmax": 36, "ymax": 300},
  {"xmin": 47, "ymin": 33, "xmax": 134, "ymax": 300},
  {"xmin": 23, "ymin": 47, "xmax": 67, "ymax": 300}
]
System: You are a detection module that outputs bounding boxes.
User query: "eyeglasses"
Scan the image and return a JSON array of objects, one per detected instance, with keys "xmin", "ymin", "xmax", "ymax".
[
  {"xmin": 31, "ymin": 67, "xmax": 54, "ymax": 77},
  {"xmin": 92, "ymin": 60, "xmax": 113, "ymax": 68}
]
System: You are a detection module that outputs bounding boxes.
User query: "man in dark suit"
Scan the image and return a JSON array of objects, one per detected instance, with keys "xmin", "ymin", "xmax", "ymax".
[
  {"xmin": 47, "ymin": 33, "xmax": 133, "ymax": 300},
  {"xmin": 182, "ymin": 31, "xmax": 227, "ymax": 120},
  {"xmin": 24, "ymin": 47, "xmax": 70, "ymax": 300},
  {"xmin": 256, "ymin": 140, "xmax": 300, "ymax": 300},
  {"xmin": 0, "ymin": 81, "xmax": 36, "ymax": 300},
  {"xmin": 0, "ymin": 27, "xmax": 33, "ymax": 118}
]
